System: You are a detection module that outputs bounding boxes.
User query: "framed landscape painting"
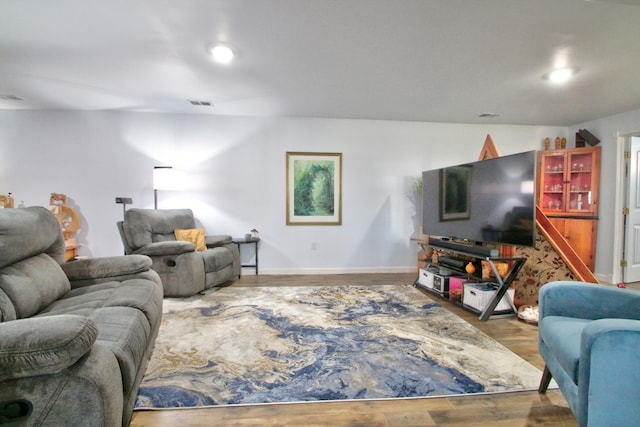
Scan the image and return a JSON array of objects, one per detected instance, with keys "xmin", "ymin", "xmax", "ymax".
[{"xmin": 286, "ymin": 152, "xmax": 342, "ymax": 225}]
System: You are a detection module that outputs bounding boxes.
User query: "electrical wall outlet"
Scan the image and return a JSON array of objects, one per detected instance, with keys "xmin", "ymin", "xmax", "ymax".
[{"xmin": 311, "ymin": 241, "xmax": 317, "ymax": 250}]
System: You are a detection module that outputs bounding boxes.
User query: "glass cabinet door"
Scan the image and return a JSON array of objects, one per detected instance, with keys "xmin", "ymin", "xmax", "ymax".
[
  {"xmin": 540, "ymin": 153, "xmax": 567, "ymax": 212},
  {"xmin": 566, "ymin": 151, "xmax": 596, "ymax": 214},
  {"xmin": 538, "ymin": 147, "xmax": 600, "ymax": 217}
]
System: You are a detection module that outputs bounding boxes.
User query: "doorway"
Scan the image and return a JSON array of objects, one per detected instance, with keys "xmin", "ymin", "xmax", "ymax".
[{"xmin": 615, "ymin": 131, "xmax": 640, "ymax": 285}]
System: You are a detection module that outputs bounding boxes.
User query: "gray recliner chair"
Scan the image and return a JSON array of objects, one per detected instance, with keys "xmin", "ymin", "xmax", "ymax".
[{"xmin": 118, "ymin": 208, "xmax": 240, "ymax": 297}]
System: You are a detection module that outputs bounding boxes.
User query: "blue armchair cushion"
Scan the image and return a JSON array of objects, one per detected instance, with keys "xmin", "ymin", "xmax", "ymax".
[{"xmin": 539, "ymin": 316, "xmax": 590, "ymax": 384}]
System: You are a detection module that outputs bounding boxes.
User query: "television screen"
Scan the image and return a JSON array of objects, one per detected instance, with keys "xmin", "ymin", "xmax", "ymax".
[{"xmin": 422, "ymin": 151, "xmax": 536, "ymax": 247}]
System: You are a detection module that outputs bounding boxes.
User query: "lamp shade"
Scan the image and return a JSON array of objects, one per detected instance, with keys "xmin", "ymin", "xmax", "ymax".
[{"xmin": 153, "ymin": 167, "xmax": 186, "ymax": 191}]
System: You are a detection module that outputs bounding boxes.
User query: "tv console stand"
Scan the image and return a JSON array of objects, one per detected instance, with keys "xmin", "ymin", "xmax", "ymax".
[{"xmin": 416, "ymin": 241, "xmax": 526, "ymax": 321}]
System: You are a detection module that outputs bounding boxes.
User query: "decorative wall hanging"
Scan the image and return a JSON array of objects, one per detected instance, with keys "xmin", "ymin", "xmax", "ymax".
[
  {"xmin": 49, "ymin": 192, "xmax": 80, "ymax": 261},
  {"xmin": 286, "ymin": 152, "xmax": 342, "ymax": 225},
  {"xmin": 0, "ymin": 193, "xmax": 14, "ymax": 208}
]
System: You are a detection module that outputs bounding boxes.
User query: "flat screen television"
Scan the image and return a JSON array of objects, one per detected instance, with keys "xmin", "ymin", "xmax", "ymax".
[{"xmin": 422, "ymin": 150, "xmax": 537, "ymax": 248}]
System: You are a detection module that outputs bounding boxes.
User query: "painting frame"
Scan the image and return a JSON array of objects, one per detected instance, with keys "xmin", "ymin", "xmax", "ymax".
[
  {"xmin": 440, "ymin": 165, "xmax": 471, "ymax": 221},
  {"xmin": 286, "ymin": 152, "xmax": 342, "ymax": 226}
]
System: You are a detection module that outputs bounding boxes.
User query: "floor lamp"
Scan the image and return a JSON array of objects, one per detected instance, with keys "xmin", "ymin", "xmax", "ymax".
[
  {"xmin": 153, "ymin": 166, "xmax": 185, "ymax": 209},
  {"xmin": 115, "ymin": 197, "xmax": 133, "ymax": 219}
]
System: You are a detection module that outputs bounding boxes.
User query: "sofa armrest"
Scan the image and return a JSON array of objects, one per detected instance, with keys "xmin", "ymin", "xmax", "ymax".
[
  {"xmin": 133, "ymin": 241, "xmax": 195, "ymax": 256},
  {"xmin": 0, "ymin": 315, "xmax": 97, "ymax": 382},
  {"xmin": 62, "ymin": 255, "xmax": 152, "ymax": 282},
  {"xmin": 205, "ymin": 234, "xmax": 233, "ymax": 248},
  {"xmin": 539, "ymin": 281, "xmax": 640, "ymax": 321}
]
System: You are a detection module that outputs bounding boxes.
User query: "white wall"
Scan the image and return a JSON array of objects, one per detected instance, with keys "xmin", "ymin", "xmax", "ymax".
[
  {"xmin": 568, "ymin": 107, "xmax": 640, "ymax": 283},
  {"xmin": 0, "ymin": 110, "xmax": 564, "ymax": 274}
]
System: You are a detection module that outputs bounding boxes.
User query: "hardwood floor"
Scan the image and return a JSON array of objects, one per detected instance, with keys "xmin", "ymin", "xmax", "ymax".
[{"xmin": 130, "ymin": 273, "xmax": 577, "ymax": 427}]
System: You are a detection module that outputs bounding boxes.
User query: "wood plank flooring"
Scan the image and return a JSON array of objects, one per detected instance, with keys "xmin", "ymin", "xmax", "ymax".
[{"xmin": 130, "ymin": 273, "xmax": 577, "ymax": 427}]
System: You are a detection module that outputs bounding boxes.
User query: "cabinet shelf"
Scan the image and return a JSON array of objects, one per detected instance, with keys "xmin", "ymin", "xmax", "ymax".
[{"xmin": 537, "ymin": 146, "xmax": 600, "ymax": 218}]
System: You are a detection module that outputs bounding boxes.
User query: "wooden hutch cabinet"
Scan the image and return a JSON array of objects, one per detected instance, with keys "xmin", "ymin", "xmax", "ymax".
[{"xmin": 537, "ymin": 146, "xmax": 601, "ymax": 271}]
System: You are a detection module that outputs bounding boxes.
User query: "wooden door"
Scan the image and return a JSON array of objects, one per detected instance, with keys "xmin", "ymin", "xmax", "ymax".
[{"xmin": 623, "ymin": 136, "xmax": 640, "ymax": 283}]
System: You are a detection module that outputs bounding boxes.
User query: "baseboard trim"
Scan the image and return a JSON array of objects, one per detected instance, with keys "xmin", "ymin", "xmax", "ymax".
[
  {"xmin": 594, "ymin": 272, "xmax": 611, "ymax": 284},
  {"xmin": 258, "ymin": 266, "xmax": 417, "ymax": 275}
]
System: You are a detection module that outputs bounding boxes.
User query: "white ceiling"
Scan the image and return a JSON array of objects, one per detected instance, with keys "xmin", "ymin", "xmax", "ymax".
[{"xmin": 1, "ymin": 0, "xmax": 639, "ymax": 126}]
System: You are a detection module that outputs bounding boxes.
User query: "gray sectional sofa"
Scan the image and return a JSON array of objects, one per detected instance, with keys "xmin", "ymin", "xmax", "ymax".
[{"xmin": 0, "ymin": 207, "xmax": 163, "ymax": 426}]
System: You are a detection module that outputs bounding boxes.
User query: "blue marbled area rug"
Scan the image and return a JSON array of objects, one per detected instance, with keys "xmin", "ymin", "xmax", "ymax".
[{"xmin": 134, "ymin": 284, "xmax": 542, "ymax": 409}]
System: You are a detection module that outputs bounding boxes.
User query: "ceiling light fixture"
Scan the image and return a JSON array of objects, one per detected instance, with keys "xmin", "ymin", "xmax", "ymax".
[
  {"xmin": 546, "ymin": 67, "xmax": 575, "ymax": 83},
  {"xmin": 209, "ymin": 44, "xmax": 235, "ymax": 64}
]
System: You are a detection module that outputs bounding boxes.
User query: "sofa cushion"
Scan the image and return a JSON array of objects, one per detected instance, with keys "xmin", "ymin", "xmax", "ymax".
[
  {"xmin": 0, "ymin": 253, "xmax": 71, "ymax": 319},
  {"xmin": 0, "ymin": 288, "xmax": 16, "ymax": 322},
  {"xmin": 539, "ymin": 315, "xmax": 591, "ymax": 384},
  {"xmin": 202, "ymin": 246, "xmax": 235, "ymax": 272},
  {"xmin": 123, "ymin": 208, "xmax": 196, "ymax": 250},
  {"xmin": 38, "ymin": 279, "xmax": 162, "ymax": 328},
  {"xmin": 0, "ymin": 206, "xmax": 66, "ymax": 268},
  {"xmin": 37, "ymin": 279, "xmax": 162, "ymax": 396},
  {"xmin": 0, "ymin": 315, "xmax": 97, "ymax": 381},
  {"xmin": 175, "ymin": 228, "xmax": 206, "ymax": 251}
]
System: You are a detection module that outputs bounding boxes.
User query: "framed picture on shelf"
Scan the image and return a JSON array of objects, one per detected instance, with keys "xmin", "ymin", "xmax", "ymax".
[
  {"xmin": 286, "ymin": 152, "xmax": 342, "ymax": 225},
  {"xmin": 440, "ymin": 165, "xmax": 471, "ymax": 221}
]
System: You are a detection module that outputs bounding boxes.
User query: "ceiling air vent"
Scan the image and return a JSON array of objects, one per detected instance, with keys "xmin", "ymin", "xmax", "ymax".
[
  {"xmin": 0, "ymin": 94, "xmax": 24, "ymax": 101},
  {"xmin": 188, "ymin": 100, "xmax": 213, "ymax": 107}
]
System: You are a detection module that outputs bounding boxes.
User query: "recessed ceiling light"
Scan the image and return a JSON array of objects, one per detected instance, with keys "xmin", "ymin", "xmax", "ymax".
[
  {"xmin": 209, "ymin": 45, "xmax": 234, "ymax": 64},
  {"xmin": 546, "ymin": 67, "xmax": 575, "ymax": 83}
]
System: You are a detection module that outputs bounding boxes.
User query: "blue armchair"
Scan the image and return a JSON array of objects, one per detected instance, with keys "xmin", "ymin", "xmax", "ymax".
[{"xmin": 538, "ymin": 281, "xmax": 640, "ymax": 427}]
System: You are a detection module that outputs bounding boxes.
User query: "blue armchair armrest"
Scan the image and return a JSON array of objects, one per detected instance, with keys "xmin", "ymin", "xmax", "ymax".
[{"xmin": 577, "ymin": 318, "xmax": 640, "ymax": 426}]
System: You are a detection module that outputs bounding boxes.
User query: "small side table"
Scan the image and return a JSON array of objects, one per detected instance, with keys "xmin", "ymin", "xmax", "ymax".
[{"xmin": 232, "ymin": 237, "xmax": 260, "ymax": 277}]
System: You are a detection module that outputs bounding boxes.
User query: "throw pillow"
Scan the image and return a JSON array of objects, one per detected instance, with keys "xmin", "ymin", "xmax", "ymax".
[{"xmin": 174, "ymin": 228, "xmax": 206, "ymax": 251}]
